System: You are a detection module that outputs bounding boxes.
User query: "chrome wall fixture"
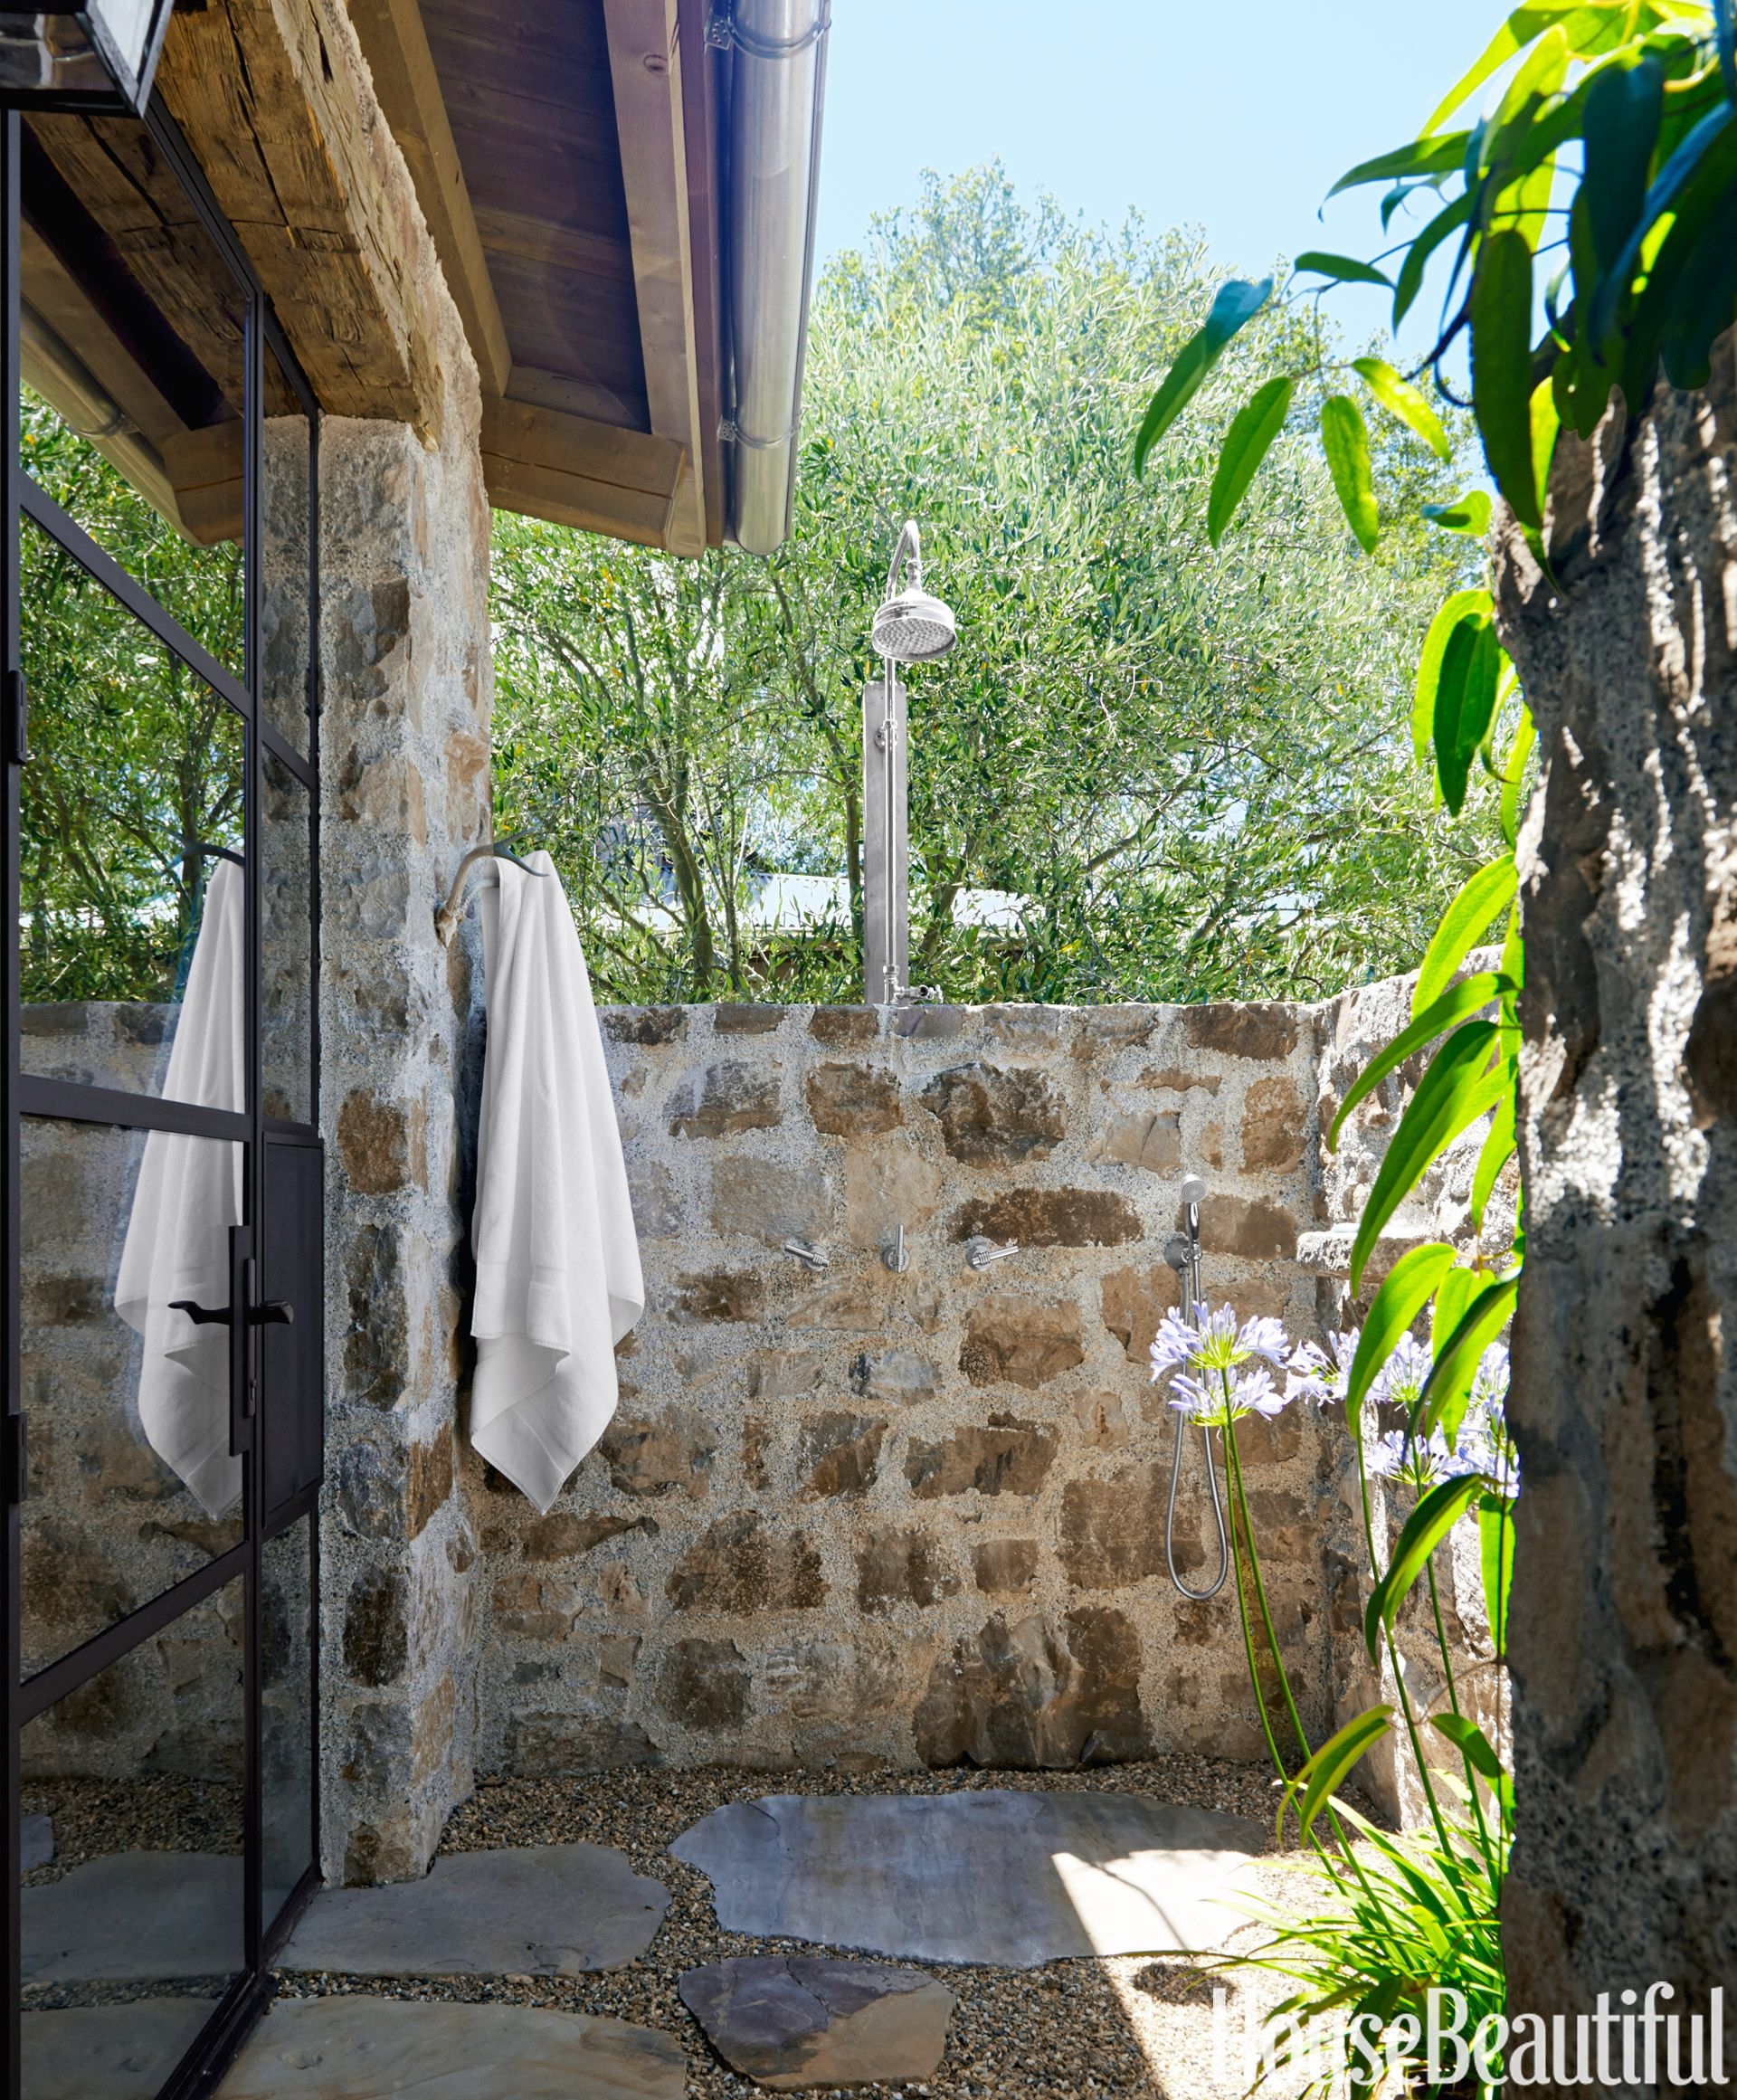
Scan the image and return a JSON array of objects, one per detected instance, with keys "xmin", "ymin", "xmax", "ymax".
[
  {"xmin": 863, "ymin": 521, "xmax": 955, "ymax": 1005},
  {"xmin": 1162, "ymin": 1175, "xmax": 1230, "ymax": 1601},
  {"xmin": 963, "ymin": 1236, "xmax": 1019, "ymax": 1272}
]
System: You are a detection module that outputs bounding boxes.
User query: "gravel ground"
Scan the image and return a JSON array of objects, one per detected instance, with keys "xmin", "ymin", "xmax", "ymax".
[{"xmin": 276, "ymin": 1758, "xmax": 1343, "ymax": 2099}]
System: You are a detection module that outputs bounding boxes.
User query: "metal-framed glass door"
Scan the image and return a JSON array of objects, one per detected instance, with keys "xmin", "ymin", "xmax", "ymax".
[{"xmin": 0, "ymin": 90, "xmax": 324, "ymax": 2100}]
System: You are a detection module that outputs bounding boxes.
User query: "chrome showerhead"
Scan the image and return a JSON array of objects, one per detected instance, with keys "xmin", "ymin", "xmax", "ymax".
[
  {"xmin": 1181, "ymin": 1176, "xmax": 1208, "ymax": 1207},
  {"xmin": 871, "ymin": 520, "xmax": 956, "ymax": 663}
]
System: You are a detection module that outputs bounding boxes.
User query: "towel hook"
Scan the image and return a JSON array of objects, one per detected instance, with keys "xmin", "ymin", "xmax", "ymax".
[
  {"xmin": 783, "ymin": 1240, "xmax": 830, "ymax": 1271},
  {"xmin": 964, "ymin": 1235, "xmax": 1019, "ymax": 1271},
  {"xmin": 435, "ymin": 833, "xmax": 547, "ymax": 946},
  {"xmin": 882, "ymin": 1222, "xmax": 910, "ymax": 1273}
]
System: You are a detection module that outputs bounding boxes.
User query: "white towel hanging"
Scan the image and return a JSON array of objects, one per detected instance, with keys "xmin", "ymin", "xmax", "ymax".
[
  {"xmin": 115, "ymin": 856, "xmax": 246, "ymax": 1517},
  {"xmin": 470, "ymin": 850, "xmax": 644, "ymax": 1510}
]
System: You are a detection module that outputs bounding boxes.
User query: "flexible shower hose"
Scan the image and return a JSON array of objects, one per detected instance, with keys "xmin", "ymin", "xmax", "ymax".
[{"xmin": 1164, "ymin": 1407, "xmax": 1229, "ymax": 1601}]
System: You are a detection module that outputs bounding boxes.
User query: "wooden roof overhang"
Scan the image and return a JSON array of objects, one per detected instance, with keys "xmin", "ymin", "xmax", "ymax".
[{"xmin": 143, "ymin": 0, "xmax": 726, "ymax": 556}]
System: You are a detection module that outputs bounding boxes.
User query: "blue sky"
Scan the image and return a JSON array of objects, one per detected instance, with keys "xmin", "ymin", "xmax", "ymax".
[{"xmin": 814, "ymin": 0, "xmax": 1497, "ymax": 355}]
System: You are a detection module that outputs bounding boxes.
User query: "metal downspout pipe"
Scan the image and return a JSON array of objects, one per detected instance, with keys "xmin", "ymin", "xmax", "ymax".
[{"xmin": 719, "ymin": 0, "xmax": 830, "ymax": 556}]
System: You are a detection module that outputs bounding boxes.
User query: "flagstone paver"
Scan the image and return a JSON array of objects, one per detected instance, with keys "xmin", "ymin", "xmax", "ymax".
[
  {"xmin": 669, "ymin": 1790, "xmax": 1263, "ymax": 1967},
  {"xmin": 679, "ymin": 1955, "xmax": 955, "ymax": 2089},
  {"xmin": 281, "ymin": 1843, "xmax": 669, "ymax": 1976}
]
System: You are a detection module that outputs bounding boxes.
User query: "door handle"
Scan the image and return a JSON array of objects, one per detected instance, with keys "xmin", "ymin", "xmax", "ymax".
[
  {"xmin": 169, "ymin": 1298, "xmax": 232, "ymax": 1326},
  {"xmin": 252, "ymin": 1300, "xmax": 294, "ymax": 1326}
]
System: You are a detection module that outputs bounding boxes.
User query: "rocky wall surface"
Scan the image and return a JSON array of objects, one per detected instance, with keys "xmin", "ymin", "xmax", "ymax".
[
  {"xmin": 313, "ymin": 19, "xmax": 495, "ymax": 1884},
  {"xmin": 1495, "ymin": 347, "xmax": 1737, "ymax": 2028},
  {"xmin": 464, "ymin": 998, "xmax": 1364, "ymax": 1780}
]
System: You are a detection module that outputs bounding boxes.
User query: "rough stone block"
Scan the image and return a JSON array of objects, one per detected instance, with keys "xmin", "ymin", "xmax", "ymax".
[
  {"xmin": 520, "ymin": 1511, "xmax": 657, "ymax": 1559},
  {"xmin": 669, "ymin": 1061, "xmax": 782, "ymax": 1138},
  {"xmin": 958, "ymin": 1295, "xmax": 1085, "ymax": 1387},
  {"xmin": 913, "ymin": 1608, "xmax": 1147, "ymax": 1768},
  {"xmin": 715, "ymin": 1004, "xmax": 785, "ymax": 1034},
  {"xmin": 842, "ymin": 1139, "xmax": 942, "ymax": 1249},
  {"xmin": 919, "ymin": 1061, "xmax": 1065, "ymax": 1163},
  {"xmin": 797, "ymin": 1411, "xmax": 887, "ymax": 1499},
  {"xmin": 337, "ymin": 1088, "xmax": 409, "ymax": 1195},
  {"xmin": 805, "ymin": 1062, "xmax": 903, "ymax": 1137},
  {"xmin": 335, "ymin": 1440, "xmax": 403, "ymax": 1543},
  {"xmin": 508, "ymin": 1713, "xmax": 663, "ymax": 1775},
  {"xmin": 709, "ymin": 1158, "xmax": 832, "ymax": 1247},
  {"xmin": 1091, "ymin": 1110, "xmax": 1183, "ymax": 1174},
  {"xmin": 973, "ymin": 1538, "xmax": 1039, "ymax": 1595},
  {"xmin": 1241, "ymin": 1075, "xmax": 1307, "ymax": 1171},
  {"xmin": 344, "ymin": 1565, "xmax": 409, "ymax": 1686},
  {"xmin": 1058, "ymin": 1468, "xmax": 1171, "ymax": 1588},
  {"xmin": 1074, "ymin": 1390, "xmax": 1136, "ymax": 1449},
  {"xmin": 857, "ymin": 1529, "xmax": 959, "ymax": 1611},
  {"xmin": 1182, "ymin": 1004, "xmax": 1300, "ymax": 1060},
  {"xmin": 949, "ymin": 1187, "xmax": 1143, "ymax": 1248},
  {"xmin": 603, "ymin": 1007, "xmax": 687, "ymax": 1046},
  {"xmin": 657, "ymin": 1638, "xmax": 751, "ymax": 1731},
  {"xmin": 850, "ymin": 1348, "xmax": 940, "ymax": 1402},
  {"xmin": 748, "ymin": 1350, "xmax": 826, "ymax": 1400},
  {"xmin": 905, "ymin": 1414, "xmax": 1058, "ymax": 1498},
  {"xmin": 668, "ymin": 1269, "xmax": 765, "ymax": 1323},
  {"xmin": 406, "ymin": 1424, "xmax": 453, "ymax": 1539},
  {"xmin": 597, "ymin": 1410, "xmax": 716, "ymax": 1498},
  {"xmin": 1201, "ymin": 1194, "xmax": 1298, "ymax": 1259},
  {"xmin": 666, "ymin": 1514, "xmax": 826, "ymax": 1611},
  {"xmin": 808, "ymin": 1007, "xmax": 878, "ymax": 1045},
  {"xmin": 627, "ymin": 1159, "xmax": 684, "ymax": 1239}
]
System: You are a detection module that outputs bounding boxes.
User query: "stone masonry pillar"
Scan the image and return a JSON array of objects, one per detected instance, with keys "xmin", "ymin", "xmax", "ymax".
[
  {"xmin": 1496, "ymin": 343, "xmax": 1737, "ymax": 2033},
  {"xmin": 316, "ymin": 377, "xmax": 493, "ymax": 1881}
]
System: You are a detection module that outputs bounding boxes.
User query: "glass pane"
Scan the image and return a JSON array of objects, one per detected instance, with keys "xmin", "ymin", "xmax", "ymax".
[
  {"xmin": 18, "ymin": 110, "xmax": 246, "ymax": 677},
  {"xmin": 19, "ymin": 513, "xmax": 246, "ymax": 1107},
  {"xmin": 261, "ymin": 751, "xmax": 313, "ymax": 1124},
  {"xmin": 20, "ymin": 1119, "xmax": 243, "ymax": 1680},
  {"xmin": 261, "ymin": 1516, "xmax": 316, "ymax": 1932},
  {"xmin": 19, "ymin": 1576, "xmax": 245, "ymax": 2100},
  {"xmin": 261, "ymin": 342, "xmax": 312, "ymax": 754}
]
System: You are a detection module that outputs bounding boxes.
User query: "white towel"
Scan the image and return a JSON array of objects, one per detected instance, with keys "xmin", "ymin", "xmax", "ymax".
[
  {"xmin": 470, "ymin": 851, "xmax": 643, "ymax": 1511},
  {"xmin": 115, "ymin": 856, "xmax": 246, "ymax": 1517}
]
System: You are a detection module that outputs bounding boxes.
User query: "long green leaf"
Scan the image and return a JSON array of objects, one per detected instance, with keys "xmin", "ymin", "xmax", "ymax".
[
  {"xmin": 1412, "ymin": 589, "xmax": 1492, "ymax": 766},
  {"xmin": 1421, "ymin": 490, "xmax": 1493, "ymax": 537},
  {"xmin": 1472, "ymin": 230, "xmax": 1543, "ymax": 532},
  {"xmin": 1345, "ymin": 1245, "xmax": 1460, "ymax": 1422},
  {"xmin": 1365, "ymin": 1474, "xmax": 1487, "ymax": 1658},
  {"xmin": 1431, "ymin": 1711, "xmax": 1514, "ymax": 1817},
  {"xmin": 1283, "ymin": 1705, "xmax": 1396, "ymax": 1839},
  {"xmin": 1351, "ymin": 357, "xmax": 1452, "ymax": 461},
  {"xmin": 1330, "ymin": 973, "xmax": 1509, "ymax": 1146},
  {"xmin": 1470, "ymin": 1085, "xmax": 1518, "ymax": 1232},
  {"xmin": 1581, "ymin": 56, "xmax": 1665, "ymax": 276},
  {"xmin": 1499, "ymin": 705, "xmax": 1536, "ymax": 846},
  {"xmin": 1434, "ymin": 616, "xmax": 1503, "ymax": 814},
  {"xmin": 1350, "ymin": 1023, "xmax": 1510, "ymax": 1293},
  {"xmin": 1329, "ymin": 132, "xmax": 1475, "ymax": 195},
  {"xmin": 1208, "ymin": 376, "xmax": 1296, "ymax": 545},
  {"xmin": 1393, "ymin": 190, "xmax": 1475, "ymax": 328},
  {"xmin": 1294, "ymin": 251, "xmax": 1393, "ymax": 289},
  {"xmin": 1590, "ymin": 101, "xmax": 1735, "ymax": 344},
  {"xmin": 1477, "ymin": 1496, "xmax": 1515, "ymax": 1658},
  {"xmin": 1134, "ymin": 277, "xmax": 1273, "ymax": 472},
  {"xmin": 1431, "ymin": 1262, "xmax": 1480, "ymax": 1359},
  {"xmin": 1413, "ymin": 1273, "xmax": 1519, "ymax": 1448},
  {"xmin": 1413, "ymin": 857, "xmax": 1518, "ymax": 1016},
  {"xmin": 1320, "ymin": 394, "xmax": 1380, "ymax": 552},
  {"xmin": 1419, "ymin": 2, "xmax": 1582, "ymax": 135}
]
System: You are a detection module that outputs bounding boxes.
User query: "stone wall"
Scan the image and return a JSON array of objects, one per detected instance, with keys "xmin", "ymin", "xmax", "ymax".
[
  {"xmin": 1495, "ymin": 348, "xmax": 1737, "ymax": 2023},
  {"xmin": 312, "ymin": 0, "xmax": 495, "ymax": 1886},
  {"xmin": 465, "ymin": 997, "xmax": 1372, "ymax": 1781}
]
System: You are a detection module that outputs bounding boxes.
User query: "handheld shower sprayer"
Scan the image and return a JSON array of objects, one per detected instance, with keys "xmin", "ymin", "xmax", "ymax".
[{"xmin": 1162, "ymin": 1174, "xmax": 1230, "ymax": 1601}]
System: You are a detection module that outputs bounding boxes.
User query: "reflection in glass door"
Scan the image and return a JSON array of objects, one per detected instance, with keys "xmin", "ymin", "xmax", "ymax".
[{"xmin": 5, "ymin": 94, "xmax": 323, "ymax": 2100}]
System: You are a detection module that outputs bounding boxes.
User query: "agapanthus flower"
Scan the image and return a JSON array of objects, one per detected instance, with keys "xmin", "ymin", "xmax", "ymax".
[
  {"xmin": 1286, "ymin": 1329, "xmax": 1359, "ymax": 1407},
  {"xmin": 1370, "ymin": 1330, "xmax": 1433, "ymax": 1414},
  {"xmin": 1148, "ymin": 1302, "xmax": 1296, "ymax": 1427}
]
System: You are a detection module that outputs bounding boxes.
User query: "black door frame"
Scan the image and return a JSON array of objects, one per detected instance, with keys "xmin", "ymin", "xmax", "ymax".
[{"xmin": 0, "ymin": 91, "xmax": 324, "ymax": 2100}]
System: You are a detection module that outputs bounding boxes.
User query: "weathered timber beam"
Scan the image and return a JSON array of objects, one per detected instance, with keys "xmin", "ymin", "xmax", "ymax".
[
  {"xmin": 600, "ymin": 0, "xmax": 707, "ymax": 556},
  {"xmin": 481, "ymin": 396, "xmax": 684, "ymax": 548},
  {"xmin": 346, "ymin": 0, "xmax": 512, "ymax": 399},
  {"xmin": 156, "ymin": 0, "xmax": 444, "ymax": 437}
]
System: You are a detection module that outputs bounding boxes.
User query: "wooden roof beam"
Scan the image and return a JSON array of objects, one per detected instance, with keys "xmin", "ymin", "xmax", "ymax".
[
  {"xmin": 600, "ymin": 0, "xmax": 707, "ymax": 556},
  {"xmin": 155, "ymin": 0, "xmax": 445, "ymax": 437},
  {"xmin": 346, "ymin": 0, "xmax": 513, "ymax": 400},
  {"xmin": 481, "ymin": 396, "xmax": 686, "ymax": 547}
]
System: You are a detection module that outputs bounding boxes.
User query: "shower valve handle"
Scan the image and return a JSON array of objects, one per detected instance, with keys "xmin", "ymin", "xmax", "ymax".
[{"xmin": 964, "ymin": 1236, "xmax": 1019, "ymax": 1271}]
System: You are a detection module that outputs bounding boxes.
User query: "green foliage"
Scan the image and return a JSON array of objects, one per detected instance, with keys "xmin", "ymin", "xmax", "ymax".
[
  {"xmin": 16, "ymin": 392, "xmax": 245, "ymax": 1005},
  {"xmin": 495, "ymin": 168, "xmax": 1495, "ymax": 1005}
]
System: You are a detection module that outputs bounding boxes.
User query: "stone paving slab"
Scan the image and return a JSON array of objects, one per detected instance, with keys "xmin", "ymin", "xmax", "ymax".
[
  {"xmin": 217, "ymin": 1996, "xmax": 686, "ymax": 2100},
  {"xmin": 282, "ymin": 1844, "xmax": 669, "ymax": 1976},
  {"xmin": 22, "ymin": 1811, "xmax": 53, "ymax": 1871},
  {"xmin": 21, "ymin": 1852, "xmax": 242, "ymax": 1981},
  {"xmin": 679, "ymin": 1955, "xmax": 955, "ymax": 2089},
  {"xmin": 670, "ymin": 1791, "xmax": 1263, "ymax": 1968},
  {"xmin": 22, "ymin": 1999, "xmax": 222, "ymax": 2100}
]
